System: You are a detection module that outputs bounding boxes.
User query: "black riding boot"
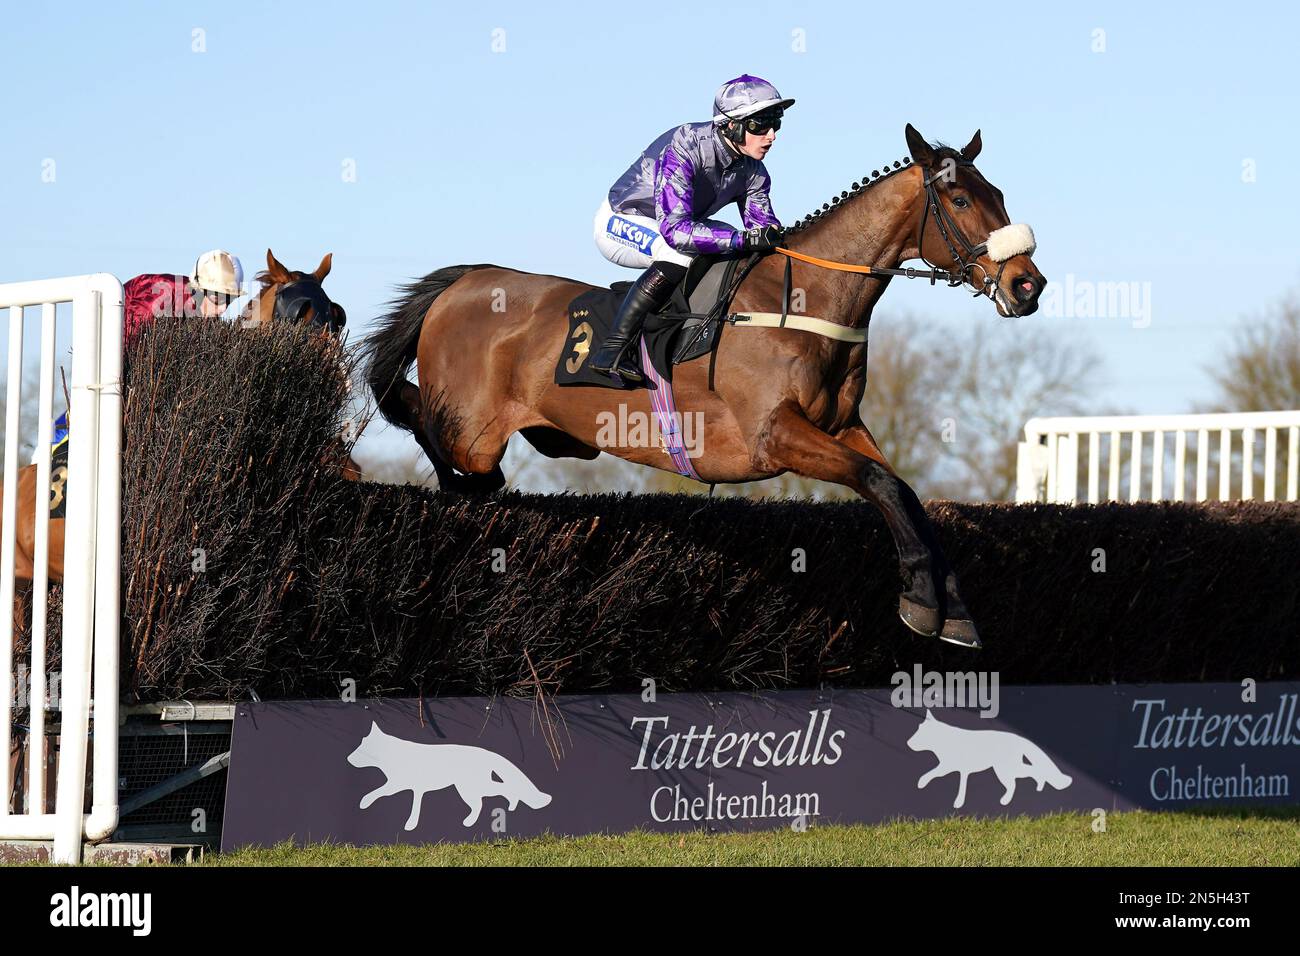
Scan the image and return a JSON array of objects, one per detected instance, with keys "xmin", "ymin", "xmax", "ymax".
[{"xmin": 591, "ymin": 261, "xmax": 685, "ymax": 383}]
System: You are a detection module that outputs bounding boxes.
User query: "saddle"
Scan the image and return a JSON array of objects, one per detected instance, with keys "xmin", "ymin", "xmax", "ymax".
[{"xmin": 554, "ymin": 254, "xmax": 755, "ymax": 391}]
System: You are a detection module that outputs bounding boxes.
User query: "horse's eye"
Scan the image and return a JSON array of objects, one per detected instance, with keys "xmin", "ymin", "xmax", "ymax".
[{"xmin": 953, "ymin": 196, "xmax": 970, "ymax": 209}]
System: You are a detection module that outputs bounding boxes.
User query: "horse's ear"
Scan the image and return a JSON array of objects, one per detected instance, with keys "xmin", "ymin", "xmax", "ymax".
[
  {"xmin": 960, "ymin": 129, "xmax": 982, "ymax": 162},
  {"xmin": 313, "ymin": 252, "xmax": 333, "ymax": 283},
  {"xmin": 266, "ymin": 249, "xmax": 291, "ymax": 282},
  {"xmin": 905, "ymin": 123, "xmax": 933, "ymax": 166}
]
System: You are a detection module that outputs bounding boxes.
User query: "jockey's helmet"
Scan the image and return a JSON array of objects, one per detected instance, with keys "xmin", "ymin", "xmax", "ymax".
[
  {"xmin": 192, "ymin": 249, "xmax": 244, "ymax": 298},
  {"xmin": 712, "ymin": 75, "xmax": 795, "ymax": 145}
]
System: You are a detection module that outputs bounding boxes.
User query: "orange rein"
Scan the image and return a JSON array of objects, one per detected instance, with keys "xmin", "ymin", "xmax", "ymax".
[{"xmin": 774, "ymin": 246, "xmax": 880, "ymax": 274}]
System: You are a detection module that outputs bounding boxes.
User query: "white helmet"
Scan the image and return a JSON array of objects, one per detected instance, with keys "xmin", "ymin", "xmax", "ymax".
[{"xmin": 192, "ymin": 249, "xmax": 244, "ymax": 297}]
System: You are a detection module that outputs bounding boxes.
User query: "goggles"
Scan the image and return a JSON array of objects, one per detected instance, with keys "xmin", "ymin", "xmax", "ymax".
[{"xmin": 742, "ymin": 110, "xmax": 783, "ymax": 135}]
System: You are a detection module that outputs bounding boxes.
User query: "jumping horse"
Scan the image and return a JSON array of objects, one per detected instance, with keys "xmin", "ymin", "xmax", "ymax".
[{"xmin": 362, "ymin": 126, "xmax": 1046, "ymax": 648}]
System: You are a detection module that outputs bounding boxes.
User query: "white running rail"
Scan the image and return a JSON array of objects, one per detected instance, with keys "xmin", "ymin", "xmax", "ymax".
[
  {"xmin": 1016, "ymin": 411, "xmax": 1300, "ymax": 504},
  {"xmin": 0, "ymin": 275, "xmax": 122, "ymax": 864}
]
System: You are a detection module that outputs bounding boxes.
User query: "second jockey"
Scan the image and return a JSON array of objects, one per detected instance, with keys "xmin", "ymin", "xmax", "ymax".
[
  {"xmin": 123, "ymin": 249, "xmax": 243, "ymax": 350},
  {"xmin": 591, "ymin": 74, "xmax": 793, "ymax": 382},
  {"xmin": 37, "ymin": 249, "xmax": 244, "ymax": 461}
]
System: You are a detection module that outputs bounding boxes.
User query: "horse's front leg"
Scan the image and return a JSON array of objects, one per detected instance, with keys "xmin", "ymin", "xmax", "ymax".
[
  {"xmin": 834, "ymin": 423, "xmax": 979, "ymax": 647},
  {"xmin": 757, "ymin": 403, "xmax": 977, "ymax": 647}
]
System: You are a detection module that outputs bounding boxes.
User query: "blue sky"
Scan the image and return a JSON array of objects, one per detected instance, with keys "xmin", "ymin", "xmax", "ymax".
[{"xmin": 3, "ymin": 1, "xmax": 1298, "ymax": 468}]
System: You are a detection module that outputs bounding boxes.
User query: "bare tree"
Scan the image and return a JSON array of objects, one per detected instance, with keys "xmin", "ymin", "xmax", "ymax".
[
  {"xmin": 857, "ymin": 315, "xmax": 958, "ymax": 494},
  {"xmin": 932, "ymin": 319, "xmax": 1104, "ymax": 501},
  {"xmin": 1205, "ymin": 289, "xmax": 1300, "ymax": 412}
]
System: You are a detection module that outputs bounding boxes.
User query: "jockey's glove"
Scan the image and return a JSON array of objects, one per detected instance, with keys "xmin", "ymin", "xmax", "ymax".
[{"xmin": 740, "ymin": 224, "xmax": 785, "ymax": 253}]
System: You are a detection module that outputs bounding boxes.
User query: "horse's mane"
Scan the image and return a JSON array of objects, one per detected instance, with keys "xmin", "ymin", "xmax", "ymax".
[
  {"xmin": 784, "ymin": 140, "xmax": 965, "ymax": 237},
  {"xmin": 784, "ymin": 153, "xmax": 915, "ymax": 237}
]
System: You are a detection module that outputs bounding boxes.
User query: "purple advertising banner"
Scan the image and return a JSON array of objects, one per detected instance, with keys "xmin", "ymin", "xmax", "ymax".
[{"xmin": 221, "ymin": 681, "xmax": 1300, "ymax": 850}]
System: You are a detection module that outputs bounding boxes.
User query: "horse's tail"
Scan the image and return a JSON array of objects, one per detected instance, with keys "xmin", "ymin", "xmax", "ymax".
[{"xmin": 361, "ymin": 264, "xmax": 495, "ymax": 432}]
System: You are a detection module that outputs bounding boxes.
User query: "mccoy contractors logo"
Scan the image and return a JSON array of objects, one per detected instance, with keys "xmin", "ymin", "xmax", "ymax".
[{"xmin": 606, "ymin": 215, "xmax": 658, "ymax": 255}]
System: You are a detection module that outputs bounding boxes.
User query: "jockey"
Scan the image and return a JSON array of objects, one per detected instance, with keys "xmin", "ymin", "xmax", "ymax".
[
  {"xmin": 37, "ymin": 251, "xmax": 244, "ymax": 460},
  {"xmin": 591, "ymin": 74, "xmax": 793, "ymax": 382},
  {"xmin": 122, "ymin": 249, "xmax": 243, "ymax": 349}
]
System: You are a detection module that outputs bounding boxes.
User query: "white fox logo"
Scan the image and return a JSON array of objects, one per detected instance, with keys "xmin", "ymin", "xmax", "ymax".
[
  {"xmin": 347, "ymin": 721, "xmax": 552, "ymax": 830},
  {"xmin": 907, "ymin": 710, "xmax": 1073, "ymax": 809}
]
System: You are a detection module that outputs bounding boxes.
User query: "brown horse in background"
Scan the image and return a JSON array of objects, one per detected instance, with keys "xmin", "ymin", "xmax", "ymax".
[
  {"xmin": 2, "ymin": 249, "xmax": 357, "ymax": 587},
  {"xmin": 363, "ymin": 125, "xmax": 1046, "ymax": 648}
]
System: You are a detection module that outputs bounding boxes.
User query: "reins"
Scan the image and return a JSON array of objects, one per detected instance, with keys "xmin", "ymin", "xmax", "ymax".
[
  {"xmin": 768, "ymin": 161, "xmax": 1008, "ymax": 299},
  {"xmin": 774, "ymin": 246, "xmax": 958, "ymax": 285}
]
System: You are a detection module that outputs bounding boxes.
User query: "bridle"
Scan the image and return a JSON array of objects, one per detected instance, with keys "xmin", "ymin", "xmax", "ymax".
[
  {"xmin": 917, "ymin": 160, "xmax": 1008, "ymax": 301},
  {"xmin": 771, "ymin": 159, "xmax": 1033, "ymax": 312},
  {"xmin": 272, "ymin": 277, "xmax": 346, "ymax": 335}
]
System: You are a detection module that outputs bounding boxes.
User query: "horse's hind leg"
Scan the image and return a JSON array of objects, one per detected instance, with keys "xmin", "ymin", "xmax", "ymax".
[
  {"xmin": 836, "ymin": 422, "xmax": 978, "ymax": 646},
  {"xmin": 399, "ymin": 382, "xmax": 505, "ymax": 495},
  {"xmin": 757, "ymin": 403, "xmax": 979, "ymax": 648}
]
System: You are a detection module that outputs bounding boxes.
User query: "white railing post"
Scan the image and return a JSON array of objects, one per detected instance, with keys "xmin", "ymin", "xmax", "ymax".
[
  {"xmin": 87, "ymin": 274, "xmax": 123, "ymax": 844},
  {"xmin": 1263, "ymin": 428, "xmax": 1277, "ymax": 502},
  {"xmin": 1289, "ymin": 426, "xmax": 1299, "ymax": 501},
  {"xmin": 0, "ymin": 304, "xmax": 22, "ymax": 819},
  {"xmin": 1173, "ymin": 430, "xmax": 1187, "ymax": 502},
  {"xmin": 1195, "ymin": 428, "xmax": 1209, "ymax": 502},
  {"xmin": 1151, "ymin": 430, "xmax": 1165, "ymax": 502},
  {"xmin": 1087, "ymin": 432, "xmax": 1100, "ymax": 504},
  {"xmin": 1108, "ymin": 431, "xmax": 1121, "ymax": 501},
  {"xmin": 30, "ymin": 302, "xmax": 58, "ymax": 814},
  {"xmin": 0, "ymin": 274, "xmax": 122, "ymax": 863},
  {"xmin": 1219, "ymin": 429, "xmax": 1232, "ymax": 501},
  {"xmin": 1014, "ymin": 439, "xmax": 1036, "ymax": 503},
  {"xmin": 1013, "ymin": 411, "xmax": 1300, "ymax": 504},
  {"xmin": 1241, "ymin": 428, "xmax": 1255, "ymax": 500},
  {"xmin": 1054, "ymin": 432, "xmax": 1078, "ymax": 503},
  {"xmin": 1129, "ymin": 431, "xmax": 1143, "ymax": 502},
  {"xmin": 52, "ymin": 288, "xmax": 101, "ymax": 864},
  {"xmin": 1017, "ymin": 422, "xmax": 1054, "ymax": 503}
]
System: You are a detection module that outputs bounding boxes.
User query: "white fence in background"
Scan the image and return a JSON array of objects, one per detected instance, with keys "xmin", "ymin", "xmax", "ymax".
[
  {"xmin": 1016, "ymin": 411, "xmax": 1300, "ymax": 504},
  {"xmin": 0, "ymin": 275, "xmax": 122, "ymax": 864}
]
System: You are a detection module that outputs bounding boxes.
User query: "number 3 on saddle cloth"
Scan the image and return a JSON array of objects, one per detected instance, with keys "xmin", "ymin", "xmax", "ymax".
[
  {"xmin": 47, "ymin": 432, "xmax": 70, "ymax": 520},
  {"xmin": 553, "ymin": 256, "xmax": 749, "ymax": 480},
  {"xmin": 27, "ymin": 411, "xmax": 72, "ymax": 518}
]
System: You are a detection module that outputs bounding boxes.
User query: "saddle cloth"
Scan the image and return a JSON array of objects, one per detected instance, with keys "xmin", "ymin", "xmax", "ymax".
[
  {"xmin": 48, "ymin": 435, "xmax": 69, "ymax": 519},
  {"xmin": 554, "ymin": 255, "xmax": 743, "ymax": 390}
]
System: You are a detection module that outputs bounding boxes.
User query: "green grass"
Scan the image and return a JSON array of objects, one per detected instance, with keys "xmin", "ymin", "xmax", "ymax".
[{"xmin": 207, "ymin": 807, "xmax": 1300, "ymax": 867}]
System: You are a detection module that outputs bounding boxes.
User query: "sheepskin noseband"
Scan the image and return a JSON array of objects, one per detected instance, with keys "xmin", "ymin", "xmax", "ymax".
[{"xmin": 983, "ymin": 223, "xmax": 1036, "ymax": 263}]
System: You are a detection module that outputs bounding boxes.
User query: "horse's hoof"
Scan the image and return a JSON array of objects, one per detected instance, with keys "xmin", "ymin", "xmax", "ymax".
[
  {"xmin": 898, "ymin": 596, "xmax": 942, "ymax": 638},
  {"xmin": 939, "ymin": 617, "xmax": 982, "ymax": 649}
]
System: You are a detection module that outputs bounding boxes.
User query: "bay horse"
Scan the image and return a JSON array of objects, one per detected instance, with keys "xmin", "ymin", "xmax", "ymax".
[
  {"xmin": 1, "ymin": 249, "xmax": 356, "ymax": 587},
  {"xmin": 362, "ymin": 125, "xmax": 1046, "ymax": 648}
]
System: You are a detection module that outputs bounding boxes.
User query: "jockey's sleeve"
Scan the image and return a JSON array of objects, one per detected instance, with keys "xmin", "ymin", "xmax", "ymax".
[
  {"xmin": 741, "ymin": 163, "xmax": 781, "ymax": 231},
  {"xmin": 655, "ymin": 142, "xmax": 744, "ymax": 255}
]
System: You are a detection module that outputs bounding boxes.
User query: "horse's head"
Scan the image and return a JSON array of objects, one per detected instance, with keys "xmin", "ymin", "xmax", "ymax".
[
  {"xmin": 904, "ymin": 124, "xmax": 1045, "ymax": 317},
  {"xmin": 243, "ymin": 248, "xmax": 347, "ymax": 335}
]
